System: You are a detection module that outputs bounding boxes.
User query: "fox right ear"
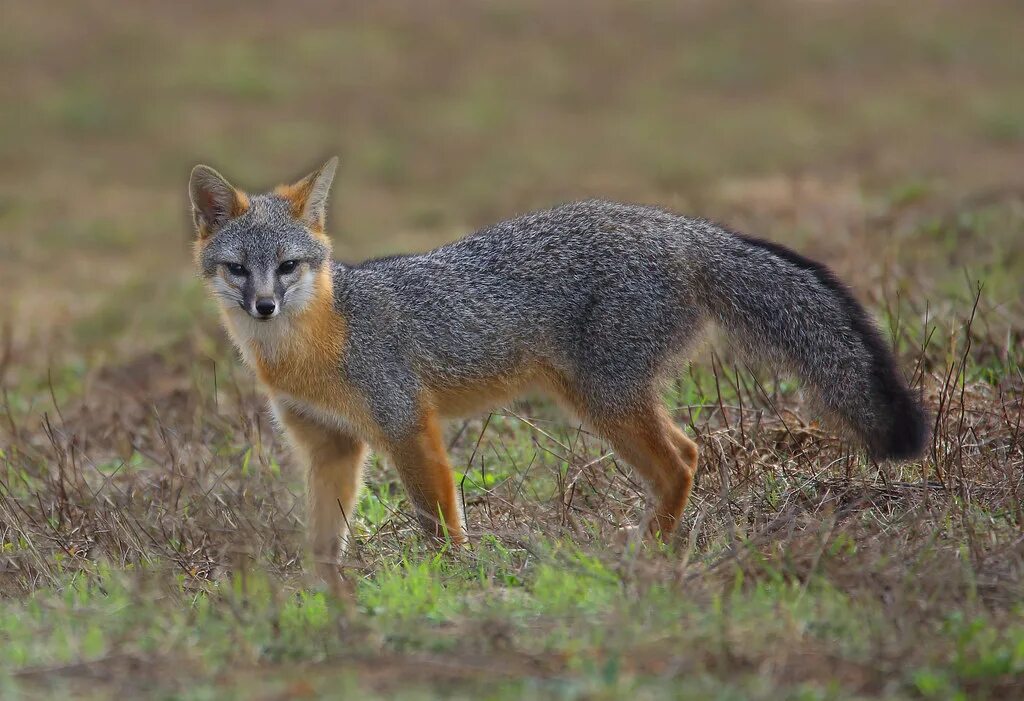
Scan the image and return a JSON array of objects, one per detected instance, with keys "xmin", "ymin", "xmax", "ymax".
[
  {"xmin": 189, "ymin": 165, "xmax": 249, "ymax": 238},
  {"xmin": 274, "ymin": 157, "xmax": 338, "ymax": 231}
]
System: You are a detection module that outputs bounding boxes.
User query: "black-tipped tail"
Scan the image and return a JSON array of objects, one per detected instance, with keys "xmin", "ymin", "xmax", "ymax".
[
  {"xmin": 709, "ymin": 230, "xmax": 930, "ymax": 461},
  {"xmin": 870, "ymin": 378, "xmax": 928, "ymax": 461}
]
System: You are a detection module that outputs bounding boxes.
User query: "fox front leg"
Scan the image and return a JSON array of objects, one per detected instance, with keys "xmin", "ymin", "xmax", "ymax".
[
  {"xmin": 276, "ymin": 403, "xmax": 367, "ymax": 599},
  {"xmin": 385, "ymin": 406, "xmax": 465, "ymax": 545}
]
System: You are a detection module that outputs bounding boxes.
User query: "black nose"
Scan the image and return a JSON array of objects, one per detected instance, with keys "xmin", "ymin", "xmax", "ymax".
[{"xmin": 254, "ymin": 298, "xmax": 277, "ymax": 317}]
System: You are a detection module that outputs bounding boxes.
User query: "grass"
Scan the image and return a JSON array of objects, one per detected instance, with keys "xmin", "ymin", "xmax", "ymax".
[
  {"xmin": 1, "ymin": 299, "xmax": 1021, "ymax": 699},
  {"xmin": 4, "ymin": 543, "xmax": 1022, "ymax": 700},
  {"xmin": 1, "ymin": 0, "xmax": 1023, "ymax": 698}
]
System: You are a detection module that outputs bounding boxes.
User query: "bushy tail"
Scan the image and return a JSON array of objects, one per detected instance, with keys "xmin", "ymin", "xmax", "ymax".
[{"xmin": 692, "ymin": 226, "xmax": 928, "ymax": 461}]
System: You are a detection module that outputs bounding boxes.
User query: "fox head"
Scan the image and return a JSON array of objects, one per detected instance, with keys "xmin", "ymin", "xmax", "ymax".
[{"xmin": 189, "ymin": 158, "xmax": 337, "ymax": 322}]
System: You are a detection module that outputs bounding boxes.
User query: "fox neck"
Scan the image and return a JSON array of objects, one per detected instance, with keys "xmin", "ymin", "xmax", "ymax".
[
  {"xmin": 225, "ymin": 312, "xmax": 296, "ymax": 368},
  {"xmin": 222, "ymin": 266, "xmax": 344, "ymax": 377}
]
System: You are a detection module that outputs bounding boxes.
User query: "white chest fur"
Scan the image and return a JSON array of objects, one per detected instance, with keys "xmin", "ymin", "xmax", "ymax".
[{"xmin": 270, "ymin": 392, "xmax": 367, "ymax": 442}]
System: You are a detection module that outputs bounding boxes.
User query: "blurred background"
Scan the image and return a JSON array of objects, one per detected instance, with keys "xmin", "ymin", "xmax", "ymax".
[
  {"xmin": 2, "ymin": 0, "xmax": 1022, "ymax": 386},
  {"xmin": 2, "ymin": 3, "xmax": 1024, "ymax": 697}
]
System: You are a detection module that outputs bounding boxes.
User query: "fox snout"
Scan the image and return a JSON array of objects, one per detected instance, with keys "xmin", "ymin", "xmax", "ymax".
[
  {"xmin": 250, "ymin": 294, "xmax": 278, "ymax": 317},
  {"xmin": 252, "ymin": 297, "xmax": 278, "ymax": 319}
]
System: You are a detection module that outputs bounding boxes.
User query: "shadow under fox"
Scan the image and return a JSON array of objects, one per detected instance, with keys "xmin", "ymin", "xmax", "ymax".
[{"xmin": 189, "ymin": 159, "xmax": 927, "ymax": 593}]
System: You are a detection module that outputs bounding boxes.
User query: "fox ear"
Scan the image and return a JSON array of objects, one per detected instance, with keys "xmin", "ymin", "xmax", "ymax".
[
  {"xmin": 189, "ymin": 165, "xmax": 249, "ymax": 238},
  {"xmin": 277, "ymin": 157, "xmax": 338, "ymax": 230}
]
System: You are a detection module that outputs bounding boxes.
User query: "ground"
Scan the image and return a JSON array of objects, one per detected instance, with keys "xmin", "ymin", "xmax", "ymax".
[{"xmin": 1, "ymin": 1, "xmax": 1023, "ymax": 699}]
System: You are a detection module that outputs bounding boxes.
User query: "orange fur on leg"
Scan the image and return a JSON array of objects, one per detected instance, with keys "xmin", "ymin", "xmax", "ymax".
[
  {"xmin": 539, "ymin": 372, "xmax": 699, "ymax": 541},
  {"xmin": 278, "ymin": 403, "xmax": 367, "ymax": 598},
  {"xmin": 595, "ymin": 405, "xmax": 698, "ymax": 540},
  {"xmin": 386, "ymin": 407, "xmax": 464, "ymax": 544}
]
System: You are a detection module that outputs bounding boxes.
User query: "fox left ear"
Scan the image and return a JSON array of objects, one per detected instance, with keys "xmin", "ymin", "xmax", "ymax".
[
  {"xmin": 278, "ymin": 157, "xmax": 338, "ymax": 230},
  {"xmin": 189, "ymin": 165, "xmax": 249, "ymax": 239}
]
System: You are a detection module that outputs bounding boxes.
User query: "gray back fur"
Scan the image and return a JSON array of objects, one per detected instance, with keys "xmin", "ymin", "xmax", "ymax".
[{"xmin": 332, "ymin": 200, "xmax": 926, "ymax": 458}]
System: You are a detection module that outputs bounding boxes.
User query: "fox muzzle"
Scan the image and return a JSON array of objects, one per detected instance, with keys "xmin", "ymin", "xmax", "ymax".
[{"xmin": 253, "ymin": 297, "xmax": 278, "ymax": 319}]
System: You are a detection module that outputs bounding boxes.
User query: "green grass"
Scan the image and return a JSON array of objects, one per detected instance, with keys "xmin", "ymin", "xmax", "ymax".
[
  {"xmin": 2, "ymin": 1, "xmax": 1023, "ymax": 698},
  {"xmin": 4, "ymin": 546, "xmax": 1022, "ymax": 700}
]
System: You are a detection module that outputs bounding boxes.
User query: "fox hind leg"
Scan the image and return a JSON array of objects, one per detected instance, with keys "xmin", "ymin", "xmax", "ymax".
[
  {"xmin": 594, "ymin": 403, "xmax": 698, "ymax": 540},
  {"xmin": 277, "ymin": 404, "xmax": 367, "ymax": 598}
]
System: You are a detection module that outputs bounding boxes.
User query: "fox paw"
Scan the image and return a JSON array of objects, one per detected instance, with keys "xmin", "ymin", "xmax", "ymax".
[
  {"xmin": 612, "ymin": 524, "xmax": 645, "ymax": 548},
  {"xmin": 314, "ymin": 563, "xmax": 355, "ymax": 602}
]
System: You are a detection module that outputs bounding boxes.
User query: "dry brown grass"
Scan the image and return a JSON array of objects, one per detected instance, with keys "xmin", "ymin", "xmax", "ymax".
[
  {"xmin": 2, "ymin": 1, "xmax": 1023, "ymax": 698},
  {"xmin": 2, "ymin": 282, "xmax": 1021, "ymax": 697}
]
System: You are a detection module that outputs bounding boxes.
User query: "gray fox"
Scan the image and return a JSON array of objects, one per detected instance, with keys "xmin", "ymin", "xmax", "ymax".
[{"xmin": 189, "ymin": 158, "xmax": 927, "ymax": 593}]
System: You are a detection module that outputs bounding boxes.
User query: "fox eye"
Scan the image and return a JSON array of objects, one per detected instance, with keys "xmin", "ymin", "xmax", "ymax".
[
  {"xmin": 225, "ymin": 263, "xmax": 249, "ymax": 277},
  {"xmin": 277, "ymin": 260, "xmax": 299, "ymax": 275}
]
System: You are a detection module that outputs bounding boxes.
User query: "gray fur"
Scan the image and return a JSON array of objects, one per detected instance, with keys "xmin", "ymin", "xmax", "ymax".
[
  {"xmin": 332, "ymin": 200, "xmax": 925, "ymax": 455},
  {"xmin": 199, "ymin": 196, "xmax": 330, "ymax": 316},
  {"xmin": 198, "ymin": 194, "xmax": 926, "ymax": 459}
]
